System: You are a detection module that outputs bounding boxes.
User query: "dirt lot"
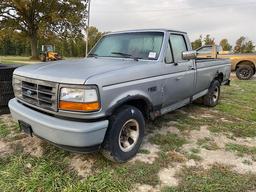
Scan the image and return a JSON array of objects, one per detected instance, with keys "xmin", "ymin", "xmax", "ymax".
[{"xmin": 0, "ymin": 77, "xmax": 256, "ymax": 192}]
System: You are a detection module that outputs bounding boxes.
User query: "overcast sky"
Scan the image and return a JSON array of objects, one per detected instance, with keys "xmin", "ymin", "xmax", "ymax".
[{"xmin": 90, "ymin": 0, "xmax": 256, "ymax": 46}]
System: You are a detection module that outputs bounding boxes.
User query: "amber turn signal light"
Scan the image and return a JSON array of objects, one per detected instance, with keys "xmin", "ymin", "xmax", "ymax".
[{"xmin": 59, "ymin": 101, "xmax": 100, "ymax": 112}]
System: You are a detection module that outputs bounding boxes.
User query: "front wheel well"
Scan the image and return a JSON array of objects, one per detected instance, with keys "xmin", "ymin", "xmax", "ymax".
[{"xmin": 110, "ymin": 98, "xmax": 152, "ymax": 120}]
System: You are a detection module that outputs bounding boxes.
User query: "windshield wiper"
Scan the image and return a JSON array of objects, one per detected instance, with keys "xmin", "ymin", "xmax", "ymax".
[
  {"xmin": 111, "ymin": 52, "xmax": 132, "ymax": 57},
  {"xmin": 111, "ymin": 52, "xmax": 142, "ymax": 61},
  {"xmin": 88, "ymin": 53, "xmax": 98, "ymax": 58}
]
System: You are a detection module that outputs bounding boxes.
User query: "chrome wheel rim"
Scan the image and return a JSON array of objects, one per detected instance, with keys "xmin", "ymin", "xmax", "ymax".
[
  {"xmin": 212, "ymin": 87, "xmax": 219, "ymax": 103},
  {"xmin": 118, "ymin": 119, "xmax": 140, "ymax": 152}
]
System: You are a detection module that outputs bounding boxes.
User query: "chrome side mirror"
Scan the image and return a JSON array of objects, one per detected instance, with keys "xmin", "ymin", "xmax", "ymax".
[{"xmin": 182, "ymin": 51, "xmax": 197, "ymax": 60}]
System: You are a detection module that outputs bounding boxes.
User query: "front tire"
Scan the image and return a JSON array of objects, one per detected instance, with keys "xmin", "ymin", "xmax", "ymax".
[
  {"xmin": 101, "ymin": 105, "xmax": 145, "ymax": 163},
  {"xmin": 236, "ymin": 64, "xmax": 254, "ymax": 80},
  {"xmin": 203, "ymin": 80, "xmax": 220, "ymax": 107}
]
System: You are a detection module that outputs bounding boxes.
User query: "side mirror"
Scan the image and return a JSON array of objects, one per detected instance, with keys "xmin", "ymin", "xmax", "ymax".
[{"xmin": 182, "ymin": 51, "xmax": 197, "ymax": 60}]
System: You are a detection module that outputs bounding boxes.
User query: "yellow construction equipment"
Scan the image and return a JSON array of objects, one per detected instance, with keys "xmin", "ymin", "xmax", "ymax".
[{"xmin": 40, "ymin": 45, "xmax": 62, "ymax": 62}]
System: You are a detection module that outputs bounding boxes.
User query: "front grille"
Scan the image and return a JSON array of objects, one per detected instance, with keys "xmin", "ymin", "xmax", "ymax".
[{"xmin": 13, "ymin": 76, "xmax": 58, "ymax": 111}]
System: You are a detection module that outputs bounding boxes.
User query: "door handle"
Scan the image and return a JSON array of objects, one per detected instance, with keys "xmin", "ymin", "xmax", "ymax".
[
  {"xmin": 176, "ymin": 76, "xmax": 183, "ymax": 80},
  {"xmin": 188, "ymin": 65, "xmax": 195, "ymax": 70}
]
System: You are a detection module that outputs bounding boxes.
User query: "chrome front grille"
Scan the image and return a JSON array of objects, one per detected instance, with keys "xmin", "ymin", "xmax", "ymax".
[{"xmin": 13, "ymin": 76, "xmax": 58, "ymax": 111}]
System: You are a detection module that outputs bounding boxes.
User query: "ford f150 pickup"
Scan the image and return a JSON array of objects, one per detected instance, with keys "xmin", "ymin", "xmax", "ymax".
[
  {"xmin": 9, "ymin": 29, "xmax": 231, "ymax": 162},
  {"xmin": 197, "ymin": 45, "xmax": 256, "ymax": 80}
]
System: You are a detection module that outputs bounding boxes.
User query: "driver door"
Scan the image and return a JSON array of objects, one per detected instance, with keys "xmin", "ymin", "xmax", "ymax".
[{"xmin": 163, "ymin": 33, "xmax": 196, "ymax": 107}]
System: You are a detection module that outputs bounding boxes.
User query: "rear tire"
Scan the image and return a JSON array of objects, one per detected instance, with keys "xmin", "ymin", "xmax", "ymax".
[
  {"xmin": 40, "ymin": 54, "xmax": 47, "ymax": 62},
  {"xmin": 203, "ymin": 80, "xmax": 220, "ymax": 107},
  {"xmin": 101, "ymin": 105, "xmax": 145, "ymax": 163},
  {"xmin": 236, "ymin": 64, "xmax": 254, "ymax": 80}
]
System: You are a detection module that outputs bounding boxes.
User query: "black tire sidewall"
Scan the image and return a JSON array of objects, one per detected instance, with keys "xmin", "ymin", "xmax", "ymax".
[
  {"xmin": 204, "ymin": 80, "xmax": 220, "ymax": 107},
  {"xmin": 236, "ymin": 65, "xmax": 254, "ymax": 80},
  {"xmin": 103, "ymin": 106, "xmax": 145, "ymax": 162},
  {"xmin": 40, "ymin": 54, "xmax": 46, "ymax": 62}
]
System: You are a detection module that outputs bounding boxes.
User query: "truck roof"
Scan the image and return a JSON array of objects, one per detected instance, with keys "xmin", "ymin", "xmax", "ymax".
[{"xmin": 107, "ymin": 28, "xmax": 187, "ymax": 35}]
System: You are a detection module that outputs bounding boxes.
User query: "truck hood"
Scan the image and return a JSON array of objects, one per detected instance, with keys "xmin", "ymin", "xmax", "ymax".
[{"xmin": 14, "ymin": 58, "xmax": 139, "ymax": 84}]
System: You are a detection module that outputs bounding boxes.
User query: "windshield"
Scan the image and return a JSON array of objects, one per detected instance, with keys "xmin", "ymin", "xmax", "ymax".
[{"xmin": 90, "ymin": 32, "xmax": 164, "ymax": 60}]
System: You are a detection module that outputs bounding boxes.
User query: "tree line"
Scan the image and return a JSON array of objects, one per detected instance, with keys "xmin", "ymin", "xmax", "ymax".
[
  {"xmin": 192, "ymin": 35, "xmax": 255, "ymax": 53},
  {"xmin": 0, "ymin": 1, "xmax": 255, "ymax": 58},
  {"xmin": 0, "ymin": 26, "xmax": 103, "ymax": 57},
  {"xmin": 1, "ymin": 29, "xmax": 255, "ymax": 57}
]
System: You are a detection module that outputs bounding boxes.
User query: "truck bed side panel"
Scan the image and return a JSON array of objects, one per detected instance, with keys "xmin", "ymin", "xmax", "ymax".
[{"xmin": 195, "ymin": 59, "xmax": 231, "ymax": 94}]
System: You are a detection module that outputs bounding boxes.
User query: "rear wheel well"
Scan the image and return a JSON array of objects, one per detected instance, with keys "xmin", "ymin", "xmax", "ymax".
[
  {"xmin": 236, "ymin": 61, "xmax": 255, "ymax": 73},
  {"xmin": 215, "ymin": 73, "xmax": 224, "ymax": 83}
]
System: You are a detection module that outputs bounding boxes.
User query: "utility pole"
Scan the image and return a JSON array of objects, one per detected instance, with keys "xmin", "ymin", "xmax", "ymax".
[{"xmin": 86, "ymin": 0, "xmax": 91, "ymax": 57}]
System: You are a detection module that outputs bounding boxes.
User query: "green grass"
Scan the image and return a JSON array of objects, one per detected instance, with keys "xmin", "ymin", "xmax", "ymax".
[
  {"xmin": 66, "ymin": 170, "xmax": 128, "ymax": 192},
  {"xmin": 0, "ymin": 56, "xmax": 83, "ymax": 64},
  {"xmin": 149, "ymin": 133, "xmax": 187, "ymax": 152},
  {"xmin": 190, "ymin": 148, "xmax": 200, "ymax": 154},
  {"xmin": 0, "ymin": 122, "xmax": 10, "ymax": 138},
  {"xmin": 0, "ymin": 150, "xmax": 128, "ymax": 192},
  {"xmin": 162, "ymin": 165, "xmax": 256, "ymax": 192},
  {"xmin": 0, "ymin": 78, "xmax": 256, "ymax": 191},
  {"xmin": 0, "ymin": 155, "xmax": 73, "ymax": 191},
  {"xmin": 0, "ymin": 56, "xmax": 34, "ymax": 64},
  {"xmin": 197, "ymin": 137, "xmax": 220, "ymax": 150},
  {"xmin": 216, "ymin": 80, "xmax": 256, "ymax": 122},
  {"xmin": 184, "ymin": 148, "xmax": 202, "ymax": 161},
  {"xmin": 0, "ymin": 119, "xmax": 19, "ymax": 140},
  {"xmin": 209, "ymin": 122, "xmax": 256, "ymax": 138},
  {"xmin": 186, "ymin": 153, "xmax": 202, "ymax": 161},
  {"xmin": 204, "ymin": 80, "xmax": 256, "ymax": 138},
  {"xmin": 226, "ymin": 143, "xmax": 256, "ymax": 157},
  {"xmin": 139, "ymin": 149, "xmax": 151, "ymax": 154},
  {"xmin": 114, "ymin": 161, "xmax": 161, "ymax": 186},
  {"xmin": 0, "ymin": 56, "xmax": 31, "ymax": 61}
]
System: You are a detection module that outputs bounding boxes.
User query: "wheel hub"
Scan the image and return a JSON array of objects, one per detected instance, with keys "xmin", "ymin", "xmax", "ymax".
[
  {"xmin": 212, "ymin": 87, "xmax": 219, "ymax": 103},
  {"xmin": 119, "ymin": 119, "xmax": 139, "ymax": 152},
  {"xmin": 240, "ymin": 69, "xmax": 250, "ymax": 78}
]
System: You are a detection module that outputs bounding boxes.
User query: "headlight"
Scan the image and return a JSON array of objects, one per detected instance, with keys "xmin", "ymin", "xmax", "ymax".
[{"xmin": 59, "ymin": 87, "xmax": 100, "ymax": 112}]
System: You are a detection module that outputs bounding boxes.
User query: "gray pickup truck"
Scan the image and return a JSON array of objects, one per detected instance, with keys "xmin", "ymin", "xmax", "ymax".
[{"xmin": 9, "ymin": 29, "xmax": 231, "ymax": 162}]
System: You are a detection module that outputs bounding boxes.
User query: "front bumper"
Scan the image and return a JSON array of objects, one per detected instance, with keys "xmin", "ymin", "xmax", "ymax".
[{"xmin": 8, "ymin": 99, "xmax": 109, "ymax": 149}]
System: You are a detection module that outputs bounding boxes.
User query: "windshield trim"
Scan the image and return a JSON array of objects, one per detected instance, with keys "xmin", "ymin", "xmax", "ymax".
[{"xmin": 89, "ymin": 31, "xmax": 165, "ymax": 61}]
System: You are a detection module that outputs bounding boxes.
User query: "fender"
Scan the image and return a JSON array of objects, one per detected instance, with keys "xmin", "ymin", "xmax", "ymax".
[
  {"xmin": 105, "ymin": 91, "xmax": 154, "ymax": 117},
  {"xmin": 235, "ymin": 60, "xmax": 256, "ymax": 70}
]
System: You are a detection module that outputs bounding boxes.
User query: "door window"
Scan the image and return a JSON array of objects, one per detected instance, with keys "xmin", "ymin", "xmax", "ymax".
[
  {"xmin": 170, "ymin": 34, "xmax": 187, "ymax": 62},
  {"xmin": 165, "ymin": 41, "xmax": 173, "ymax": 63}
]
